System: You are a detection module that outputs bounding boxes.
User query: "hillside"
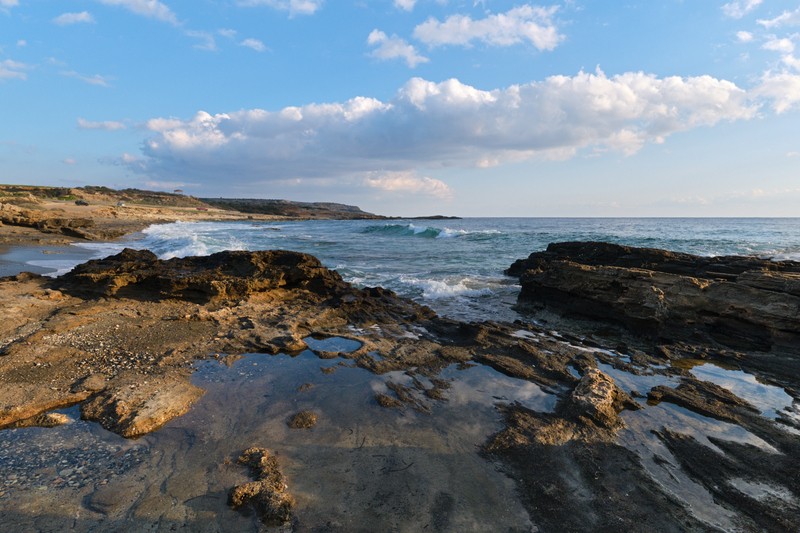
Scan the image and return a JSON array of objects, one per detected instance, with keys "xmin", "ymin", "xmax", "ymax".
[{"xmin": 200, "ymin": 198, "xmax": 385, "ymax": 219}]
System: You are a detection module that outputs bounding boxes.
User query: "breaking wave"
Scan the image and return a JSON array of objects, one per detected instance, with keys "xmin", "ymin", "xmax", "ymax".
[{"xmin": 362, "ymin": 223, "xmax": 500, "ymax": 240}]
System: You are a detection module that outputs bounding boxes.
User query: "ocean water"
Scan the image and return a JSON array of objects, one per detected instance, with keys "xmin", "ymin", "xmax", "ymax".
[{"xmin": 31, "ymin": 217, "xmax": 800, "ymax": 322}]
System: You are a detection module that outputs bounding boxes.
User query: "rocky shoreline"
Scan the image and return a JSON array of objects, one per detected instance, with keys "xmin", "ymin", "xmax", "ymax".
[{"xmin": 1, "ymin": 235, "xmax": 799, "ymax": 530}]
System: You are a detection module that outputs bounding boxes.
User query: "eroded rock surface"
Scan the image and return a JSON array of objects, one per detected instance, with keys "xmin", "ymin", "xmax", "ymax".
[
  {"xmin": 0, "ymin": 248, "xmax": 439, "ymax": 436},
  {"xmin": 509, "ymin": 241, "xmax": 800, "ymax": 382},
  {"xmin": 229, "ymin": 447, "xmax": 294, "ymax": 525},
  {"xmin": 2, "ymin": 243, "xmax": 799, "ymax": 531}
]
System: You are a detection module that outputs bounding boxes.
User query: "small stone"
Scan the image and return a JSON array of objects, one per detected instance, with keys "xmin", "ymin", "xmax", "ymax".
[{"xmin": 287, "ymin": 410, "xmax": 318, "ymax": 429}]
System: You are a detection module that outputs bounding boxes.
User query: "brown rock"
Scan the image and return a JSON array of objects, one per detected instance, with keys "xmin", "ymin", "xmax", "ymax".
[
  {"xmin": 229, "ymin": 447, "xmax": 294, "ymax": 524},
  {"xmin": 568, "ymin": 369, "xmax": 637, "ymax": 428},
  {"xmin": 6, "ymin": 411, "xmax": 71, "ymax": 429},
  {"xmin": 80, "ymin": 376, "xmax": 204, "ymax": 438},
  {"xmin": 287, "ymin": 410, "xmax": 318, "ymax": 429},
  {"xmin": 648, "ymin": 379, "xmax": 760, "ymax": 424}
]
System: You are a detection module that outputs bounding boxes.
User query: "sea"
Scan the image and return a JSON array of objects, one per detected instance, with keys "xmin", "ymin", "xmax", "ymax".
[{"xmin": 24, "ymin": 217, "xmax": 800, "ymax": 323}]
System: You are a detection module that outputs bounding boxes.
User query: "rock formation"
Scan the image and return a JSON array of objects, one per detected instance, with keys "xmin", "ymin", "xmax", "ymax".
[
  {"xmin": 508, "ymin": 241, "xmax": 800, "ymax": 355},
  {"xmin": 228, "ymin": 447, "xmax": 294, "ymax": 524}
]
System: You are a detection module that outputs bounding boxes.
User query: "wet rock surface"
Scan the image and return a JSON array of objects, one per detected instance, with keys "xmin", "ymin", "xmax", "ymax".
[
  {"xmin": 501, "ymin": 241, "xmax": 800, "ymax": 531},
  {"xmin": 509, "ymin": 241, "xmax": 800, "ymax": 383},
  {"xmin": 0, "ymin": 243, "xmax": 799, "ymax": 531}
]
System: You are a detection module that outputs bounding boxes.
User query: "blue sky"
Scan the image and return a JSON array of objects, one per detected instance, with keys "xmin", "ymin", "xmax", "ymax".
[{"xmin": 1, "ymin": 0, "xmax": 799, "ymax": 216}]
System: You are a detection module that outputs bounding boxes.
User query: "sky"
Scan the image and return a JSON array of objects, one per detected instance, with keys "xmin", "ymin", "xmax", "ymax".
[{"xmin": 1, "ymin": 0, "xmax": 799, "ymax": 217}]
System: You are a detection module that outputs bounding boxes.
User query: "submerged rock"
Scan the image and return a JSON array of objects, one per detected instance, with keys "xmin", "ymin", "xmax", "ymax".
[
  {"xmin": 229, "ymin": 447, "xmax": 294, "ymax": 525},
  {"xmin": 5, "ymin": 411, "xmax": 71, "ymax": 429},
  {"xmin": 287, "ymin": 410, "xmax": 318, "ymax": 429}
]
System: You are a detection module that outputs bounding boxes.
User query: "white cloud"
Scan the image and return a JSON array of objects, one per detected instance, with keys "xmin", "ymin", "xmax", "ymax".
[
  {"xmin": 62, "ymin": 71, "xmax": 112, "ymax": 87},
  {"xmin": 240, "ymin": 38, "xmax": 267, "ymax": 52},
  {"xmin": 736, "ymin": 31, "xmax": 754, "ymax": 43},
  {"xmin": 16, "ymin": 39, "xmax": 26, "ymax": 47},
  {"xmin": 365, "ymin": 171, "xmax": 452, "ymax": 199},
  {"xmin": 784, "ymin": 54, "xmax": 800, "ymax": 71},
  {"xmin": 218, "ymin": 28, "xmax": 238, "ymax": 39},
  {"xmin": 758, "ymin": 7, "xmax": 800, "ymax": 29},
  {"xmin": 236, "ymin": 0, "xmax": 323, "ymax": 16},
  {"xmin": 97, "ymin": 0, "xmax": 178, "ymax": 25},
  {"xmin": 129, "ymin": 71, "xmax": 759, "ymax": 186},
  {"xmin": 78, "ymin": 118, "xmax": 127, "ymax": 130},
  {"xmin": 414, "ymin": 5, "xmax": 563, "ymax": 50},
  {"xmin": 763, "ymin": 37, "xmax": 795, "ymax": 54},
  {"xmin": 0, "ymin": 59, "xmax": 29, "ymax": 80},
  {"xmin": 53, "ymin": 11, "xmax": 96, "ymax": 25},
  {"xmin": 394, "ymin": 0, "xmax": 416, "ymax": 11},
  {"xmin": 754, "ymin": 72, "xmax": 800, "ymax": 113},
  {"xmin": 368, "ymin": 30, "xmax": 428, "ymax": 68},
  {"xmin": 63, "ymin": 158, "xmax": 78, "ymax": 165},
  {"xmin": 0, "ymin": 0, "xmax": 18, "ymax": 8},
  {"xmin": 722, "ymin": 0, "xmax": 763, "ymax": 19}
]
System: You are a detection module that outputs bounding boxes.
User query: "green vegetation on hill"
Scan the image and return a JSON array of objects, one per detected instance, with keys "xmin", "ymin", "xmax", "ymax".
[
  {"xmin": 0, "ymin": 184, "xmax": 384, "ymax": 219},
  {"xmin": 199, "ymin": 198, "xmax": 384, "ymax": 219}
]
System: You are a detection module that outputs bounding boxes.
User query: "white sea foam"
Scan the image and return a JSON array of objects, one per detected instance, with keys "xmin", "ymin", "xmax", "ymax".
[{"xmin": 399, "ymin": 276, "xmax": 496, "ymax": 299}]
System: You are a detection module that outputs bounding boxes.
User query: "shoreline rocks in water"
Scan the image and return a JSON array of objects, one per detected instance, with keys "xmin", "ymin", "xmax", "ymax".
[
  {"xmin": 507, "ymin": 241, "xmax": 800, "ymax": 384},
  {"xmin": 507, "ymin": 241, "xmax": 800, "ymax": 350},
  {"xmin": 1, "ymin": 240, "xmax": 799, "ymax": 531},
  {"xmin": 0, "ymin": 247, "xmax": 441, "ymax": 436}
]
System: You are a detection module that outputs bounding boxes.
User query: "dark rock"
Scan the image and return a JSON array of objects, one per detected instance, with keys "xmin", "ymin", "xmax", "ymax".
[
  {"xmin": 509, "ymin": 242, "xmax": 800, "ymax": 354},
  {"xmin": 648, "ymin": 379, "xmax": 760, "ymax": 424},
  {"xmin": 375, "ymin": 393, "xmax": 403, "ymax": 408},
  {"xmin": 55, "ymin": 248, "xmax": 348, "ymax": 304}
]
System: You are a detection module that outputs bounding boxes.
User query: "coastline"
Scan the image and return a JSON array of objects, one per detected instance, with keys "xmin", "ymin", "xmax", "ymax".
[
  {"xmin": 0, "ymin": 188, "xmax": 292, "ymax": 276},
  {"xmin": 1, "ymin": 200, "xmax": 799, "ymax": 530}
]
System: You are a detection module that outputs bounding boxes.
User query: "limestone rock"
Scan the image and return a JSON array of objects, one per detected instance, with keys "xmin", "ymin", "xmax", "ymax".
[
  {"xmin": 80, "ymin": 376, "xmax": 204, "ymax": 438},
  {"xmin": 568, "ymin": 368, "xmax": 636, "ymax": 428}
]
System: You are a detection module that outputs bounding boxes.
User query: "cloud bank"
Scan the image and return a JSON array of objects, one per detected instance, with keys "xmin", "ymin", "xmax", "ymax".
[{"xmin": 131, "ymin": 70, "xmax": 763, "ymax": 188}]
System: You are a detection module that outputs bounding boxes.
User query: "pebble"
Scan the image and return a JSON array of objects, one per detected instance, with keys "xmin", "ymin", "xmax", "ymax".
[{"xmin": 0, "ymin": 421, "xmax": 149, "ymax": 499}]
